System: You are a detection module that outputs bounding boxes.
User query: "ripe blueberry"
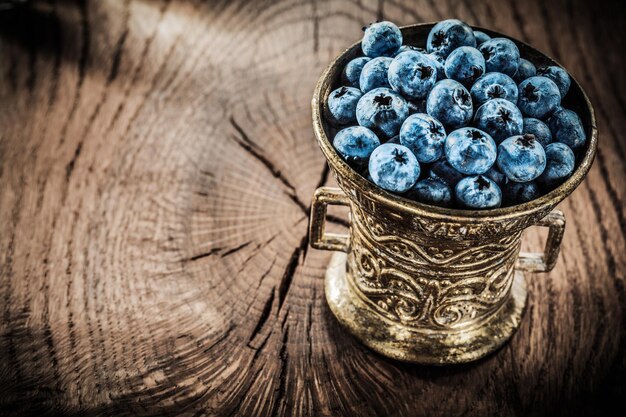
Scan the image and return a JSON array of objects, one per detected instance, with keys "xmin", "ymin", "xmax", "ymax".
[
  {"xmin": 455, "ymin": 175, "xmax": 502, "ymax": 209},
  {"xmin": 333, "ymin": 126, "xmax": 381, "ymax": 169},
  {"xmin": 426, "ymin": 19, "xmax": 476, "ymax": 58},
  {"xmin": 470, "ymin": 72, "xmax": 518, "ymax": 106},
  {"xmin": 522, "ymin": 117, "xmax": 552, "ymax": 148},
  {"xmin": 362, "ymin": 21, "xmax": 403, "ymax": 58},
  {"xmin": 547, "ymin": 108, "xmax": 586, "ymax": 150},
  {"xmin": 478, "ymin": 38, "xmax": 520, "ymax": 76},
  {"xmin": 517, "ymin": 76, "xmax": 561, "ymax": 119},
  {"xmin": 497, "ymin": 134, "xmax": 547, "ymax": 182},
  {"xmin": 368, "ymin": 143, "xmax": 420, "ymax": 193},
  {"xmin": 444, "ymin": 46, "xmax": 486, "ymax": 86},
  {"xmin": 426, "ymin": 79, "xmax": 473, "ymax": 129},
  {"xmin": 388, "ymin": 51, "xmax": 438, "ymax": 99},
  {"xmin": 356, "ymin": 87, "xmax": 409, "ymax": 139},
  {"xmin": 325, "ymin": 86, "xmax": 363, "ymax": 125},
  {"xmin": 342, "ymin": 57, "xmax": 371, "ymax": 88},
  {"xmin": 445, "ymin": 127, "xmax": 497, "ymax": 175},
  {"xmin": 408, "ymin": 177, "xmax": 453, "ymax": 207},
  {"xmin": 399, "ymin": 113, "xmax": 446, "ymax": 163},
  {"xmin": 359, "ymin": 57, "xmax": 393, "ymax": 92}
]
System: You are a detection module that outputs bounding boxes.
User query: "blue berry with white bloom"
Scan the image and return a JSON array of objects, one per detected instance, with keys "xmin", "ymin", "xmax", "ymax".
[
  {"xmin": 445, "ymin": 127, "xmax": 497, "ymax": 175},
  {"xmin": 325, "ymin": 86, "xmax": 363, "ymax": 125},
  {"xmin": 514, "ymin": 58, "xmax": 536, "ymax": 83},
  {"xmin": 362, "ymin": 21, "xmax": 402, "ymax": 58},
  {"xmin": 523, "ymin": 118, "xmax": 552, "ymax": 148},
  {"xmin": 517, "ymin": 76, "xmax": 561, "ymax": 119},
  {"xmin": 359, "ymin": 57, "xmax": 393, "ymax": 92},
  {"xmin": 444, "ymin": 46, "xmax": 486, "ymax": 86},
  {"xmin": 537, "ymin": 66, "xmax": 571, "ymax": 98},
  {"xmin": 333, "ymin": 126, "xmax": 381, "ymax": 169},
  {"xmin": 427, "ymin": 53, "xmax": 446, "ymax": 81},
  {"xmin": 388, "ymin": 51, "xmax": 438, "ymax": 99},
  {"xmin": 470, "ymin": 72, "xmax": 518, "ymax": 106},
  {"xmin": 455, "ymin": 175, "xmax": 502, "ymax": 209},
  {"xmin": 429, "ymin": 160, "xmax": 465, "ymax": 187},
  {"xmin": 408, "ymin": 178, "xmax": 452, "ymax": 207},
  {"xmin": 537, "ymin": 142, "xmax": 576, "ymax": 188},
  {"xmin": 497, "ymin": 134, "xmax": 547, "ymax": 182},
  {"xmin": 479, "ymin": 38, "xmax": 520, "ymax": 76},
  {"xmin": 473, "ymin": 98, "xmax": 524, "ymax": 143},
  {"xmin": 484, "ymin": 167, "xmax": 507, "ymax": 187},
  {"xmin": 427, "ymin": 19, "xmax": 476, "ymax": 58},
  {"xmin": 399, "ymin": 113, "xmax": 446, "ymax": 163},
  {"xmin": 473, "ymin": 30, "xmax": 491, "ymax": 46},
  {"xmin": 426, "ymin": 79, "xmax": 473, "ymax": 129},
  {"xmin": 547, "ymin": 108, "xmax": 586, "ymax": 149},
  {"xmin": 368, "ymin": 143, "xmax": 420, "ymax": 193},
  {"xmin": 356, "ymin": 87, "xmax": 409, "ymax": 139},
  {"xmin": 503, "ymin": 181, "xmax": 541, "ymax": 205},
  {"xmin": 342, "ymin": 57, "xmax": 371, "ymax": 87}
]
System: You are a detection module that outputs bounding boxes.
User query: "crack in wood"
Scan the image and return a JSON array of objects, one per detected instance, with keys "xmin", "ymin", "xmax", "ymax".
[
  {"xmin": 221, "ymin": 241, "xmax": 252, "ymax": 257},
  {"xmin": 248, "ymin": 290, "xmax": 275, "ymax": 347}
]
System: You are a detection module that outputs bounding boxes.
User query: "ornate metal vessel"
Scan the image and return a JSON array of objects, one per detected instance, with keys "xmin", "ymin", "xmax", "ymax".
[{"xmin": 309, "ymin": 24, "xmax": 597, "ymax": 365}]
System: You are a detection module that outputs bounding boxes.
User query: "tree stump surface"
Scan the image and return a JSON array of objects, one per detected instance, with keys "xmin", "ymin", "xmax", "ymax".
[{"xmin": 0, "ymin": 1, "xmax": 625, "ymax": 416}]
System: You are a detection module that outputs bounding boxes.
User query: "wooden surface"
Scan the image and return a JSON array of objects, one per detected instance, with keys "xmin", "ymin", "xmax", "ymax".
[{"xmin": 0, "ymin": 0, "xmax": 625, "ymax": 416}]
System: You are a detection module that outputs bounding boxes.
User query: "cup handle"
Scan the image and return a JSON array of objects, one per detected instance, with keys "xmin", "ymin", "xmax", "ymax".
[
  {"xmin": 309, "ymin": 187, "xmax": 351, "ymax": 252},
  {"xmin": 516, "ymin": 210, "xmax": 566, "ymax": 273}
]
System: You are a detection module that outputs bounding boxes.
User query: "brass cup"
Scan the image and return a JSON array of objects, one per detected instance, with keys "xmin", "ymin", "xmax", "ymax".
[{"xmin": 309, "ymin": 24, "xmax": 597, "ymax": 365}]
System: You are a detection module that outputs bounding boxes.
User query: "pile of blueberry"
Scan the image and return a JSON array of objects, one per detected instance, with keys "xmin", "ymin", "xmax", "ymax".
[{"xmin": 324, "ymin": 19, "xmax": 586, "ymax": 209}]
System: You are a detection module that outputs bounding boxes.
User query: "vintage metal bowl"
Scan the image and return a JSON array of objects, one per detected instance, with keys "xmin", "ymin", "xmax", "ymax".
[{"xmin": 309, "ymin": 23, "xmax": 597, "ymax": 365}]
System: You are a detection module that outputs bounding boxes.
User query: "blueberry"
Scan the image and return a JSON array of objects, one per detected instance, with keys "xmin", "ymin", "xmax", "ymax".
[
  {"xmin": 484, "ymin": 166, "xmax": 507, "ymax": 187},
  {"xmin": 470, "ymin": 72, "xmax": 518, "ymax": 106},
  {"xmin": 537, "ymin": 142, "xmax": 576, "ymax": 188},
  {"xmin": 522, "ymin": 117, "xmax": 552, "ymax": 148},
  {"xmin": 517, "ymin": 76, "xmax": 561, "ymax": 119},
  {"xmin": 426, "ymin": 19, "xmax": 476, "ymax": 58},
  {"xmin": 333, "ymin": 126, "xmax": 381, "ymax": 169},
  {"xmin": 473, "ymin": 98, "xmax": 523, "ymax": 144},
  {"xmin": 427, "ymin": 53, "xmax": 446, "ymax": 80},
  {"xmin": 537, "ymin": 66, "xmax": 571, "ymax": 98},
  {"xmin": 368, "ymin": 143, "xmax": 420, "ymax": 193},
  {"xmin": 478, "ymin": 38, "xmax": 520, "ymax": 76},
  {"xmin": 547, "ymin": 108, "xmax": 586, "ymax": 149},
  {"xmin": 445, "ymin": 127, "xmax": 497, "ymax": 175},
  {"xmin": 503, "ymin": 181, "xmax": 541, "ymax": 205},
  {"xmin": 356, "ymin": 87, "xmax": 409, "ymax": 139},
  {"xmin": 399, "ymin": 113, "xmax": 446, "ymax": 163},
  {"xmin": 407, "ymin": 178, "xmax": 452, "ymax": 207},
  {"xmin": 395, "ymin": 45, "xmax": 426, "ymax": 56},
  {"xmin": 325, "ymin": 86, "xmax": 363, "ymax": 125},
  {"xmin": 387, "ymin": 135, "xmax": 401, "ymax": 144},
  {"xmin": 513, "ymin": 58, "xmax": 536, "ymax": 83},
  {"xmin": 426, "ymin": 79, "xmax": 473, "ymax": 129},
  {"xmin": 473, "ymin": 30, "xmax": 491, "ymax": 46},
  {"xmin": 497, "ymin": 134, "xmax": 547, "ymax": 182},
  {"xmin": 444, "ymin": 46, "xmax": 485, "ymax": 86},
  {"xmin": 455, "ymin": 175, "xmax": 502, "ymax": 209},
  {"xmin": 388, "ymin": 51, "xmax": 438, "ymax": 99},
  {"xmin": 429, "ymin": 160, "xmax": 465, "ymax": 187},
  {"xmin": 359, "ymin": 57, "xmax": 393, "ymax": 92},
  {"xmin": 342, "ymin": 57, "xmax": 371, "ymax": 88},
  {"xmin": 362, "ymin": 21, "xmax": 403, "ymax": 58}
]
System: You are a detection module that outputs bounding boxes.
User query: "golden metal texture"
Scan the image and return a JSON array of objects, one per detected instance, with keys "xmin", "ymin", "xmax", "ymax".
[{"xmin": 309, "ymin": 23, "xmax": 598, "ymax": 365}]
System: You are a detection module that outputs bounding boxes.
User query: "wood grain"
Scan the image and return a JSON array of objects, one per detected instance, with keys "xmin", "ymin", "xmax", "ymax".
[{"xmin": 0, "ymin": 0, "xmax": 625, "ymax": 416}]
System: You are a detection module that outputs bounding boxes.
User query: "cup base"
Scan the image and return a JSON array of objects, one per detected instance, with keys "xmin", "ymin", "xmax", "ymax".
[{"xmin": 325, "ymin": 252, "xmax": 528, "ymax": 365}]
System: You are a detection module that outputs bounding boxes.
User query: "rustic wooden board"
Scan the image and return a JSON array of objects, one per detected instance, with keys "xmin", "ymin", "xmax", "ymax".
[{"xmin": 0, "ymin": 0, "xmax": 625, "ymax": 416}]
